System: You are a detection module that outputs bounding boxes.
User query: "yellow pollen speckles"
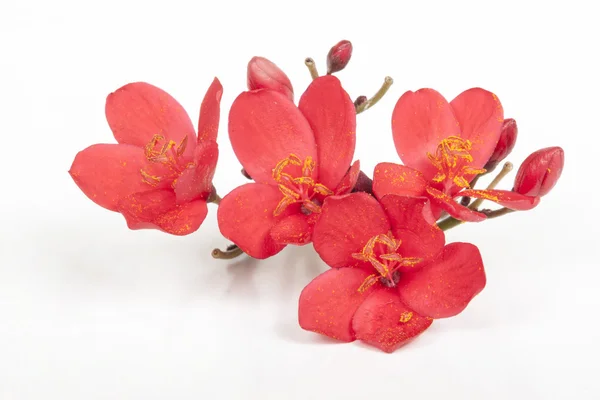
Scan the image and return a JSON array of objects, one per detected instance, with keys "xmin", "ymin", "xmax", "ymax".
[
  {"xmin": 140, "ymin": 134, "xmax": 189, "ymax": 187},
  {"xmin": 352, "ymin": 232, "xmax": 422, "ymax": 291},
  {"xmin": 272, "ymin": 154, "xmax": 334, "ymax": 216},
  {"xmin": 399, "ymin": 311, "xmax": 413, "ymax": 323},
  {"xmin": 465, "ymin": 190, "xmax": 499, "ymax": 202},
  {"xmin": 427, "ymin": 136, "xmax": 486, "ymax": 189}
]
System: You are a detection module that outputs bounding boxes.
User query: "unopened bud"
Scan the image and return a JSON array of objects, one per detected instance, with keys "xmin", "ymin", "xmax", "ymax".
[
  {"xmin": 351, "ymin": 170, "xmax": 373, "ymax": 195},
  {"xmin": 241, "ymin": 168, "xmax": 252, "ymax": 180},
  {"xmin": 514, "ymin": 146, "xmax": 564, "ymax": 197},
  {"xmin": 247, "ymin": 56, "xmax": 294, "ymax": 101},
  {"xmin": 485, "ymin": 118, "xmax": 518, "ymax": 171},
  {"xmin": 354, "ymin": 95, "xmax": 367, "ymax": 108},
  {"xmin": 327, "ymin": 40, "xmax": 353, "ymax": 74}
]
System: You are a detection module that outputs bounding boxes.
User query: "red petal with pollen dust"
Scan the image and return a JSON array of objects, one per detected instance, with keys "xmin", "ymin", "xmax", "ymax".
[
  {"xmin": 335, "ymin": 160, "xmax": 361, "ymax": 195},
  {"xmin": 372, "ymin": 162, "xmax": 428, "ymax": 200},
  {"xmin": 106, "ymin": 82, "xmax": 196, "ymax": 158},
  {"xmin": 174, "ymin": 141, "xmax": 218, "ymax": 204},
  {"xmin": 117, "ymin": 189, "xmax": 208, "ymax": 235},
  {"xmin": 391, "ymin": 89, "xmax": 461, "ymax": 181},
  {"xmin": 299, "ymin": 268, "xmax": 377, "ymax": 342},
  {"xmin": 425, "ymin": 186, "xmax": 487, "ymax": 222},
  {"xmin": 450, "ymin": 88, "xmax": 504, "ymax": 170},
  {"xmin": 217, "ymin": 183, "xmax": 298, "ymax": 259},
  {"xmin": 197, "ymin": 78, "xmax": 223, "ymax": 143},
  {"xmin": 380, "ymin": 195, "xmax": 445, "ymax": 264},
  {"xmin": 69, "ymin": 144, "xmax": 154, "ymax": 211},
  {"xmin": 458, "ymin": 189, "xmax": 540, "ymax": 211},
  {"xmin": 398, "ymin": 242, "xmax": 486, "ymax": 319},
  {"xmin": 270, "ymin": 213, "xmax": 316, "ymax": 245},
  {"xmin": 352, "ymin": 288, "xmax": 433, "ymax": 353},
  {"xmin": 299, "ymin": 76, "xmax": 356, "ymax": 190},
  {"xmin": 228, "ymin": 89, "xmax": 317, "ymax": 185},
  {"xmin": 312, "ymin": 193, "xmax": 390, "ymax": 269}
]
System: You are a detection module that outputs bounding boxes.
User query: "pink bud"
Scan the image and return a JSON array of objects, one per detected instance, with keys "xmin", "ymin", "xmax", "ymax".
[
  {"xmin": 247, "ymin": 57, "xmax": 294, "ymax": 101},
  {"xmin": 485, "ymin": 118, "xmax": 518, "ymax": 170},
  {"xmin": 514, "ymin": 147, "xmax": 564, "ymax": 197},
  {"xmin": 327, "ymin": 40, "xmax": 353, "ymax": 74}
]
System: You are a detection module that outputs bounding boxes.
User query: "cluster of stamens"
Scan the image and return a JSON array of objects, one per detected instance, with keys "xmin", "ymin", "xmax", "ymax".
[
  {"xmin": 352, "ymin": 232, "xmax": 422, "ymax": 293},
  {"xmin": 140, "ymin": 134, "xmax": 192, "ymax": 187},
  {"xmin": 272, "ymin": 154, "xmax": 334, "ymax": 216},
  {"xmin": 427, "ymin": 136, "xmax": 486, "ymax": 189}
]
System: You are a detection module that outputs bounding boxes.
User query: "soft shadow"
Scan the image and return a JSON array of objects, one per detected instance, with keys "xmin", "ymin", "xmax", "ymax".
[
  {"xmin": 277, "ymin": 245, "xmax": 326, "ymax": 299},
  {"xmin": 274, "ymin": 320, "xmax": 344, "ymax": 345},
  {"xmin": 224, "ymin": 255, "xmax": 260, "ymax": 300}
]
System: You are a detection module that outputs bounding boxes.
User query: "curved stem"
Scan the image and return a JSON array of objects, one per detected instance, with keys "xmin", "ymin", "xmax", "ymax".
[
  {"xmin": 212, "ymin": 244, "xmax": 244, "ymax": 260},
  {"xmin": 484, "ymin": 207, "xmax": 515, "ymax": 219},
  {"xmin": 355, "ymin": 76, "xmax": 394, "ymax": 114},
  {"xmin": 437, "ymin": 216, "xmax": 464, "ymax": 231},
  {"xmin": 304, "ymin": 58, "xmax": 319, "ymax": 80},
  {"xmin": 469, "ymin": 162, "xmax": 513, "ymax": 211}
]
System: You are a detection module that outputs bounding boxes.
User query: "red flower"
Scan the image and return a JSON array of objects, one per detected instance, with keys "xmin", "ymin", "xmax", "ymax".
[
  {"xmin": 485, "ymin": 118, "xmax": 518, "ymax": 171},
  {"xmin": 514, "ymin": 147, "xmax": 564, "ymax": 197},
  {"xmin": 218, "ymin": 75, "xmax": 359, "ymax": 259},
  {"xmin": 299, "ymin": 192, "xmax": 486, "ymax": 353},
  {"xmin": 247, "ymin": 57, "xmax": 294, "ymax": 101},
  {"xmin": 374, "ymin": 88, "xmax": 538, "ymax": 222},
  {"xmin": 327, "ymin": 40, "xmax": 353, "ymax": 74},
  {"xmin": 69, "ymin": 79, "xmax": 223, "ymax": 235}
]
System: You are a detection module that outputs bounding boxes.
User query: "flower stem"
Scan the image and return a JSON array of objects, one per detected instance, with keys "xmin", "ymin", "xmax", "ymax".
[
  {"xmin": 355, "ymin": 76, "xmax": 394, "ymax": 114},
  {"xmin": 207, "ymin": 191, "xmax": 222, "ymax": 205},
  {"xmin": 212, "ymin": 244, "xmax": 244, "ymax": 260},
  {"xmin": 304, "ymin": 58, "xmax": 319, "ymax": 80},
  {"xmin": 484, "ymin": 207, "xmax": 515, "ymax": 219},
  {"xmin": 469, "ymin": 162, "xmax": 513, "ymax": 210},
  {"xmin": 437, "ymin": 216, "xmax": 464, "ymax": 231}
]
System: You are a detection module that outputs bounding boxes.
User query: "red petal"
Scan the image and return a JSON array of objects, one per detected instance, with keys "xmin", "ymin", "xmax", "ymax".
[
  {"xmin": 450, "ymin": 88, "xmax": 504, "ymax": 169},
  {"xmin": 372, "ymin": 162, "xmax": 428, "ymax": 200},
  {"xmin": 398, "ymin": 242, "xmax": 486, "ymax": 318},
  {"xmin": 298, "ymin": 76, "xmax": 356, "ymax": 189},
  {"xmin": 335, "ymin": 160, "xmax": 360, "ymax": 195},
  {"xmin": 458, "ymin": 189, "xmax": 540, "ymax": 211},
  {"xmin": 217, "ymin": 183, "xmax": 297, "ymax": 259},
  {"xmin": 298, "ymin": 268, "xmax": 377, "ymax": 342},
  {"xmin": 313, "ymin": 193, "xmax": 390, "ymax": 268},
  {"xmin": 197, "ymin": 78, "xmax": 223, "ymax": 143},
  {"xmin": 117, "ymin": 189, "xmax": 208, "ymax": 235},
  {"xmin": 425, "ymin": 186, "xmax": 486, "ymax": 222},
  {"xmin": 228, "ymin": 89, "xmax": 316, "ymax": 185},
  {"xmin": 380, "ymin": 195, "xmax": 445, "ymax": 264},
  {"xmin": 352, "ymin": 289, "xmax": 433, "ymax": 353},
  {"xmin": 154, "ymin": 200, "xmax": 208, "ymax": 235},
  {"xmin": 105, "ymin": 82, "xmax": 196, "ymax": 158},
  {"xmin": 174, "ymin": 141, "xmax": 218, "ymax": 204},
  {"xmin": 69, "ymin": 144, "xmax": 153, "ymax": 211},
  {"xmin": 270, "ymin": 213, "xmax": 315, "ymax": 245},
  {"xmin": 391, "ymin": 89, "xmax": 460, "ymax": 181},
  {"xmin": 247, "ymin": 57, "xmax": 294, "ymax": 101}
]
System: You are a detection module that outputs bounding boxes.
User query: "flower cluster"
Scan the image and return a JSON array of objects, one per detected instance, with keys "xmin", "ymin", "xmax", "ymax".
[{"xmin": 69, "ymin": 40, "xmax": 564, "ymax": 353}]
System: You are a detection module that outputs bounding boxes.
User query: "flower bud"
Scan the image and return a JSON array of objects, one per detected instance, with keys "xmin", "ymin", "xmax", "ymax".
[
  {"xmin": 485, "ymin": 118, "xmax": 518, "ymax": 171},
  {"xmin": 352, "ymin": 170, "xmax": 373, "ymax": 195},
  {"xmin": 513, "ymin": 147, "xmax": 564, "ymax": 197},
  {"xmin": 247, "ymin": 57, "xmax": 294, "ymax": 101},
  {"xmin": 354, "ymin": 95, "xmax": 367, "ymax": 108},
  {"xmin": 327, "ymin": 40, "xmax": 353, "ymax": 74}
]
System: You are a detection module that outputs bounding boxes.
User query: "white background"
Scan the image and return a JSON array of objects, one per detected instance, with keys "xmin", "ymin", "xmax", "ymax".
[{"xmin": 1, "ymin": 0, "xmax": 598, "ymax": 398}]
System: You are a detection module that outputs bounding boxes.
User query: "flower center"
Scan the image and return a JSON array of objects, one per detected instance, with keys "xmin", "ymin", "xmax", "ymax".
[
  {"xmin": 272, "ymin": 154, "xmax": 334, "ymax": 216},
  {"xmin": 427, "ymin": 136, "xmax": 486, "ymax": 190},
  {"xmin": 140, "ymin": 135, "xmax": 193, "ymax": 187},
  {"xmin": 351, "ymin": 232, "xmax": 422, "ymax": 293}
]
